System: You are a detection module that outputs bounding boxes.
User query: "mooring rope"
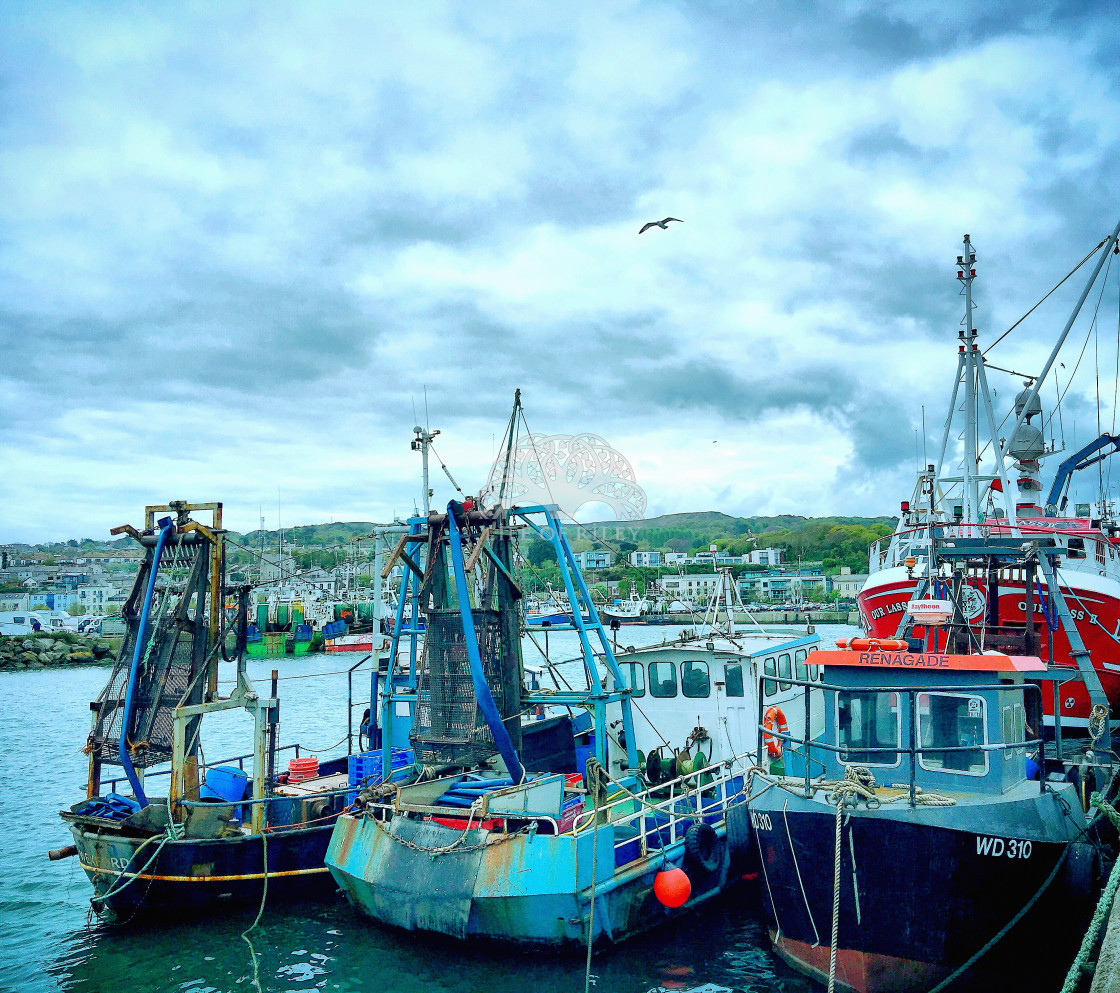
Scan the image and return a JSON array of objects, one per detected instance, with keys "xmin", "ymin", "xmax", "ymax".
[
  {"xmin": 583, "ymin": 757, "xmax": 604, "ymax": 993},
  {"xmin": 241, "ymin": 828, "xmax": 269, "ymax": 993},
  {"xmin": 1061, "ymin": 793, "xmax": 1120, "ymax": 993}
]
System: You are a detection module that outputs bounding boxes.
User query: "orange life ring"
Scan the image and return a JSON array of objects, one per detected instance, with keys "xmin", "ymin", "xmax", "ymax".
[{"xmin": 763, "ymin": 706, "xmax": 789, "ymax": 759}]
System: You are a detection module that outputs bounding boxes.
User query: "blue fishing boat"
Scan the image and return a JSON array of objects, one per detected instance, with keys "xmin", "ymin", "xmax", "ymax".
[
  {"xmin": 748, "ymin": 533, "xmax": 1108, "ymax": 993},
  {"xmin": 53, "ymin": 501, "xmax": 366, "ymax": 921},
  {"xmin": 326, "ymin": 398, "xmax": 821, "ymax": 946}
]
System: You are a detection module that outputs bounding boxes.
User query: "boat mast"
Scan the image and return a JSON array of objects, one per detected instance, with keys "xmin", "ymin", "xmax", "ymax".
[
  {"xmin": 412, "ymin": 424, "xmax": 440, "ymax": 514},
  {"xmin": 961, "ymin": 235, "xmax": 980, "ymax": 523}
]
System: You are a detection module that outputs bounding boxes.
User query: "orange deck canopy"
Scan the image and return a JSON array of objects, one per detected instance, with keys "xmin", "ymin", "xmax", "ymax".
[{"xmin": 806, "ymin": 649, "xmax": 1047, "ymax": 672}]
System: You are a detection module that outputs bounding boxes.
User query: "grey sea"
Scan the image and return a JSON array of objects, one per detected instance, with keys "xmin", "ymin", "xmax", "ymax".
[{"xmin": 1, "ymin": 623, "xmax": 855, "ymax": 993}]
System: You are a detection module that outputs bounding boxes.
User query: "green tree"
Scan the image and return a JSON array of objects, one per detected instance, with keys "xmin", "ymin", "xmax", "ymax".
[{"xmin": 68, "ymin": 603, "xmax": 85, "ymax": 616}]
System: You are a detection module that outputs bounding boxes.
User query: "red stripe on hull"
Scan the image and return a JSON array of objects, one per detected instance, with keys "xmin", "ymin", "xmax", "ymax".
[{"xmin": 771, "ymin": 931, "xmax": 944, "ymax": 993}]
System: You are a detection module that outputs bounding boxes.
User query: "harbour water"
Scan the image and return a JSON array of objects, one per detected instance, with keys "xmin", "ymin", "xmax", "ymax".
[{"xmin": 1, "ymin": 623, "xmax": 851, "ymax": 993}]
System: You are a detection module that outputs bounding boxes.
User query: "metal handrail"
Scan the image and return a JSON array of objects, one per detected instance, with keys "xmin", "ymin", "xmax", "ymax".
[
  {"xmin": 102, "ymin": 741, "xmax": 309, "ymax": 794},
  {"xmin": 569, "ymin": 759, "xmax": 747, "ymax": 859}
]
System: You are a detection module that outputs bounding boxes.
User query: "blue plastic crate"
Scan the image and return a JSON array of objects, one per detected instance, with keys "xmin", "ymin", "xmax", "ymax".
[{"xmin": 347, "ymin": 747, "xmax": 413, "ymax": 793}]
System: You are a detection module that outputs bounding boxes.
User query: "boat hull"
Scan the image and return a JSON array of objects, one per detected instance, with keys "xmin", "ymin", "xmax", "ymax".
[
  {"xmin": 327, "ymin": 811, "xmax": 737, "ymax": 946},
  {"xmin": 750, "ymin": 785, "xmax": 1089, "ymax": 993},
  {"xmin": 857, "ymin": 570, "xmax": 1120, "ymax": 726},
  {"xmin": 325, "ymin": 634, "xmax": 376, "ymax": 653},
  {"xmin": 68, "ymin": 822, "xmax": 338, "ymax": 921}
]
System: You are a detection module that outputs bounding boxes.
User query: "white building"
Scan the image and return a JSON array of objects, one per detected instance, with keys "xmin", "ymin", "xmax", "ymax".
[
  {"xmin": 627, "ymin": 551, "xmax": 661, "ymax": 567},
  {"xmin": 659, "ymin": 573, "xmax": 722, "ymax": 602},
  {"xmin": 76, "ymin": 584, "xmax": 121, "ymax": 616},
  {"xmin": 574, "ymin": 550, "xmax": 613, "ymax": 570},
  {"xmin": 0, "ymin": 592, "xmax": 29, "ymax": 612},
  {"xmin": 747, "ymin": 547, "xmax": 785, "ymax": 566},
  {"xmin": 831, "ymin": 567, "xmax": 869, "ymax": 597},
  {"xmin": 259, "ymin": 554, "xmax": 297, "ymax": 583}
]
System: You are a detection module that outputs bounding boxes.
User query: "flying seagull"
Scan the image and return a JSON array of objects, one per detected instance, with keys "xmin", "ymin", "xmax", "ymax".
[{"xmin": 639, "ymin": 217, "xmax": 682, "ymax": 234}]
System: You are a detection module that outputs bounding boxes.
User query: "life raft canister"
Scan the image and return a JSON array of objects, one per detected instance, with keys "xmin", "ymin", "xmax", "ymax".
[
  {"xmin": 848, "ymin": 637, "xmax": 909, "ymax": 651},
  {"xmin": 763, "ymin": 705, "xmax": 788, "ymax": 759}
]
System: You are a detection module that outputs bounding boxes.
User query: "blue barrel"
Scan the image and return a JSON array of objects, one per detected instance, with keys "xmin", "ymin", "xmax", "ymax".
[{"xmin": 201, "ymin": 765, "xmax": 250, "ymax": 819}]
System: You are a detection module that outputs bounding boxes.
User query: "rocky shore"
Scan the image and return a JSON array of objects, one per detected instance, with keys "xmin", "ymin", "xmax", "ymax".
[{"xmin": 0, "ymin": 632, "xmax": 121, "ymax": 670}]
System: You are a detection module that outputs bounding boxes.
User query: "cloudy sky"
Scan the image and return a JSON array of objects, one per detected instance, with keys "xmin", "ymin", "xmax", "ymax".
[{"xmin": 3, "ymin": 1, "xmax": 1120, "ymax": 542}]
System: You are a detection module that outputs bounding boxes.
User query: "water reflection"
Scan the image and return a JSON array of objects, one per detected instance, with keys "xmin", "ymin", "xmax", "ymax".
[{"xmin": 48, "ymin": 889, "xmax": 814, "ymax": 993}]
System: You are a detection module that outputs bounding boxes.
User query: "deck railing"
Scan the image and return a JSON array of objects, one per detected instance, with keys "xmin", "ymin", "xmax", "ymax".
[{"xmin": 569, "ymin": 759, "xmax": 749, "ymax": 864}]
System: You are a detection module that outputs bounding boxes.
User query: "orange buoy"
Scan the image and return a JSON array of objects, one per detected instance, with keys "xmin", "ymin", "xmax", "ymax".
[
  {"xmin": 762, "ymin": 706, "xmax": 789, "ymax": 759},
  {"xmin": 653, "ymin": 866, "xmax": 691, "ymax": 908},
  {"xmin": 835, "ymin": 638, "xmax": 849, "ymax": 648}
]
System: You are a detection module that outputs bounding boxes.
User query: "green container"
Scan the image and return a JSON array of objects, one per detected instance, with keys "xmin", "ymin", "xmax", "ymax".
[
  {"xmin": 277, "ymin": 604, "xmax": 289, "ymax": 628},
  {"xmin": 334, "ymin": 603, "xmax": 354, "ymax": 621},
  {"xmin": 357, "ymin": 602, "xmax": 373, "ymax": 621},
  {"xmin": 292, "ymin": 605, "xmax": 304, "ymax": 627},
  {"xmin": 256, "ymin": 604, "xmax": 269, "ymax": 630}
]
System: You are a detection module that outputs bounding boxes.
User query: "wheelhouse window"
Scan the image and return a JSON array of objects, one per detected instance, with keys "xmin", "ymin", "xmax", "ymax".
[
  {"xmin": 763, "ymin": 657, "xmax": 777, "ymax": 697},
  {"xmin": 625, "ymin": 661, "xmax": 645, "ymax": 697},
  {"xmin": 794, "ymin": 649, "xmax": 808, "ymax": 682},
  {"xmin": 723, "ymin": 662, "xmax": 744, "ymax": 697},
  {"xmin": 681, "ymin": 660, "xmax": 710, "ymax": 698},
  {"xmin": 1001, "ymin": 702, "xmax": 1026, "ymax": 761},
  {"xmin": 778, "ymin": 653, "xmax": 792, "ymax": 692},
  {"xmin": 918, "ymin": 693, "xmax": 987, "ymax": 775},
  {"xmin": 837, "ymin": 691, "xmax": 900, "ymax": 767},
  {"xmin": 649, "ymin": 661, "xmax": 678, "ymax": 698}
]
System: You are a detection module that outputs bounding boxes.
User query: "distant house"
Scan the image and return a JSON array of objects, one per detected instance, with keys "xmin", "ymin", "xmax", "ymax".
[
  {"xmin": 627, "ymin": 551, "xmax": 661, "ymax": 567},
  {"xmin": 574, "ymin": 550, "xmax": 613, "ymax": 571},
  {"xmin": 831, "ymin": 567, "xmax": 869, "ymax": 597},
  {"xmin": 0, "ymin": 592, "xmax": 29, "ymax": 612},
  {"xmin": 747, "ymin": 548, "xmax": 785, "ymax": 567},
  {"xmin": 259, "ymin": 554, "xmax": 297, "ymax": 583},
  {"xmin": 740, "ymin": 569, "xmax": 827, "ymax": 601},
  {"xmin": 659, "ymin": 573, "xmax": 721, "ymax": 602}
]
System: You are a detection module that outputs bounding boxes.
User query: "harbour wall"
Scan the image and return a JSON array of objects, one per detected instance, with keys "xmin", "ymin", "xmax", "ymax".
[{"xmin": 0, "ymin": 632, "xmax": 122, "ymax": 670}]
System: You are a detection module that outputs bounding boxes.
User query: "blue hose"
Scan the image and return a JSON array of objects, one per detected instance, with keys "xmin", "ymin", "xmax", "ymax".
[
  {"xmin": 446, "ymin": 501, "xmax": 525, "ymax": 784},
  {"xmin": 118, "ymin": 516, "xmax": 175, "ymax": 807}
]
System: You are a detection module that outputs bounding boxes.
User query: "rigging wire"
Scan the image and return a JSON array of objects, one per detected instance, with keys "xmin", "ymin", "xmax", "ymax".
[
  {"xmin": 977, "ymin": 250, "xmax": 1114, "ymax": 466},
  {"xmin": 984, "ymin": 237, "xmax": 1108, "ymax": 354}
]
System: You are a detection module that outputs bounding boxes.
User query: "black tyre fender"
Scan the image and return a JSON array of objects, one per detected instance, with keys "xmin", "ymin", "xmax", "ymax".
[
  {"xmin": 1065, "ymin": 842, "xmax": 1100, "ymax": 901},
  {"xmin": 684, "ymin": 822, "xmax": 722, "ymax": 873}
]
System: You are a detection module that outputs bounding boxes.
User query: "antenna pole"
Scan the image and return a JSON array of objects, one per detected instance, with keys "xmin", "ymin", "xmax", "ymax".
[{"xmin": 412, "ymin": 424, "xmax": 440, "ymax": 514}]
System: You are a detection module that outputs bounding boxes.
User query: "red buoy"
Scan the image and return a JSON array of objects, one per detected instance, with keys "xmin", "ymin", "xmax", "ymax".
[{"xmin": 653, "ymin": 867, "xmax": 691, "ymax": 908}]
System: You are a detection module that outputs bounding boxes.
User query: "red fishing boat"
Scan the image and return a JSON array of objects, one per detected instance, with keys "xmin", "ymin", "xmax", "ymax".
[{"xmin": 859, "ymin": 224, "xmax": 1120, "ymax": 732}]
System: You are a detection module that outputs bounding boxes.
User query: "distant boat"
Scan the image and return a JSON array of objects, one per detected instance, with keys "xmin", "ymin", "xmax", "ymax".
[{"xmin": 600, "ymin": 582, "xmax": 648, "ymax": 624}]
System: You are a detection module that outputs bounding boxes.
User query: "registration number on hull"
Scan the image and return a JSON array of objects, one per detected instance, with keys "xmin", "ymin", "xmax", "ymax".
[{"xmin": 976, "ymin": 836, "xmax": 1032, "ymax": 859}]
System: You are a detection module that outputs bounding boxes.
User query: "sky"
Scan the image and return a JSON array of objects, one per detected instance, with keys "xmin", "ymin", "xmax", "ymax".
[{"xmin": 3, "ymin": 0, "xmax": 1120, "ymax": 543}]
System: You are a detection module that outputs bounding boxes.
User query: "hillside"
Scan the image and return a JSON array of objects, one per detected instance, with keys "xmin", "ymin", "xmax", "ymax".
[{"xmin": 4, "ymin": 511, "xmax": 896, "ymax": 575}]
